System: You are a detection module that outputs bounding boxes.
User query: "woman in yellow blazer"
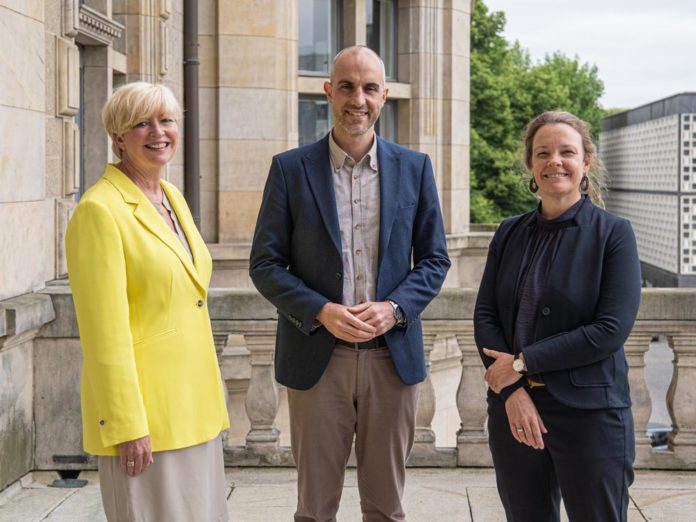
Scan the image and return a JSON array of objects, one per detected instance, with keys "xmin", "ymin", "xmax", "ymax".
[{"xmin": 66, "ymin": 82, "xmax": 229, "ymax": 522}]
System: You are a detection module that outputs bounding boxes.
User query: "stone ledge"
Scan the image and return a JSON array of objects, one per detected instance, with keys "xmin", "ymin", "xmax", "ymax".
[{"xmin": 0, "ymin": 293, "xmax": 55, "ymax": 341}]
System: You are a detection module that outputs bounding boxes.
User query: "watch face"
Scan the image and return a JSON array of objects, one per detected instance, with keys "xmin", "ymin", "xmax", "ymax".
[{"xmin": 513, "ymin": 359, "xmax": 524, "ymax": 372}]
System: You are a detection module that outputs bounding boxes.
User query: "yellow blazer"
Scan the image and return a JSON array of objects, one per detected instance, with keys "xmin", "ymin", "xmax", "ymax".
[{"xmin": 66, "ymin": 164, "xmax": 229, "ymax": 456}]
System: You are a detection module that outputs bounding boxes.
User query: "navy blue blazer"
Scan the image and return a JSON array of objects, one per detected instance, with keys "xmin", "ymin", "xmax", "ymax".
[
  {"xmin": 474, "ymin": 198, "xmax": 641, "ymax": 409},
  {"xmin": 250, "ymin": 135, "xmax": 451, "ymax": 390}
]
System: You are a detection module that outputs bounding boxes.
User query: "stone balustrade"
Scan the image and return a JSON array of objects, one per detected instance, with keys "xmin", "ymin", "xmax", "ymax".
[
  {"xmin": 21, "ymin": 285, "xmax": 696, "ymax": 471},
  {"xmin": 206, "ymin": 287, "xmax": 696, "ymax": 470}
]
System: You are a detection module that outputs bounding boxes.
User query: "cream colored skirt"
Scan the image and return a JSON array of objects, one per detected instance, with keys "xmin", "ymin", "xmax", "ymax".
[{"xmin": 98, "ymin": 435, "xmax": 228, "ymax": 522}]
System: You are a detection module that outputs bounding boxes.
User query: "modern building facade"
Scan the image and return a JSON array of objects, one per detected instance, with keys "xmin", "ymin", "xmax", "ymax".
[
  {"xmin": 600, "ymin": 93, "xmax": 696, "ymax": 287},
  {"xmin": 0, "ymin": 0, "xmax": 474, "ymax": 493}
]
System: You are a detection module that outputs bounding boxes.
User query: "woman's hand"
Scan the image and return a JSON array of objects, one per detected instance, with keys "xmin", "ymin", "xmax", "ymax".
[
  {"xmin": 504, "ymin": 388, "xmax": 548, "ymax": 449},
  {"xmin": 119, "ymin": 435, "xmax": 154, "ymax": 477},
  {"xmin": 483, "ymin": 348, "xmax": 523, "ymax": 393}
]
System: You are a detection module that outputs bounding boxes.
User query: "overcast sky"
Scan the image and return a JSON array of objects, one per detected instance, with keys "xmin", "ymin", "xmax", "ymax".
[{"xmin": 482, "ymin": 0, "xmax": 696, "ymax": 109}]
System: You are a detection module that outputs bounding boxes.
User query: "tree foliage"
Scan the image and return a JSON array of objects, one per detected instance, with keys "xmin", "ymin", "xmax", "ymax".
[{"xmin": 470, "ymin": 1, "xmax": 605, "ymax": 223}]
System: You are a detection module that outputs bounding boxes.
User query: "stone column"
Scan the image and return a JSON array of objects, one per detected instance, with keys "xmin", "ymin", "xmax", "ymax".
[
  {"xmin": 397, "ymin": 1, "xmax": 470, "ymax": 236},
  {"xmin": 242, "ymin": 333, "xmax": 280, "ymax": 450},
  {"xmin": 455, "ymin": 328, "xmax": 491, "ymax": 466},
  {"xmin": 215, "ymin": 0, "xmax": 298, "ymax": 245},
  {"xmin": 343, "ymin": 0, "xmax": 367, "ymax": 45},
  {"xmin": 625, "ymin": 333, "xmax": 654, "ymax": 466},
  {"xmin": 668, "ymin": 333, "xmax": 696, "ymax": 465}
]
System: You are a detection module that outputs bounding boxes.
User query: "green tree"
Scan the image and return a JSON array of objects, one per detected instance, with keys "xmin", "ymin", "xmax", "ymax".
[{"xmin": 470, "ymin": 1, "xmax": 605, "ymax": 223}]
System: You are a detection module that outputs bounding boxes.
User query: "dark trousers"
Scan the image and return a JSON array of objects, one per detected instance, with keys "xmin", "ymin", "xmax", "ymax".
[{"xmin": 487, "ymin": 387, "xmax": 635, "ymax": 522}]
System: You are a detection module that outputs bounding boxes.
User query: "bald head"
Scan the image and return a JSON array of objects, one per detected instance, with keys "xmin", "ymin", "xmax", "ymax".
[{"xmin": 330, "ymin": 46, "xmax": 387, "ymax": 86}]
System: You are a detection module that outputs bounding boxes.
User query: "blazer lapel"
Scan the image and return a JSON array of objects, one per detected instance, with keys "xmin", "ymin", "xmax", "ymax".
[
  {"xmin": 103, "ymin": 166, "xmax": 205, "ymax": 294},
  {"xmin": 303, "ymin": 136, "xmax": 342, "ymax": 256},
  {"xmin": 377, "ymin": 137, "xmax": 401, "ymax": 268},
  {"xmin": 160, "ymin": 182, "xmax": 209, "ymax": 291}
]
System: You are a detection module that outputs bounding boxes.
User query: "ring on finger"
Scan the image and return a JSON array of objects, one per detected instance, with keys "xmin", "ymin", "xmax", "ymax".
[
  {"xmin": 127, "ymin": 460, "xmax": 135, "ymax": 467},
  {"xmin": 515, "ymin": 427, "xmax": 524, "ymax": 433}
]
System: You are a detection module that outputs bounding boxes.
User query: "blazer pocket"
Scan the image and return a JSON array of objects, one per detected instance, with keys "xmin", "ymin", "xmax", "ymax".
[
  {"xmin": 133, "ymin": 328, "xmax": 178, "ymax": 348},
  {"xmin": 569, "ymin": 357, "xmax": 615, "ymax": 388},
  {"xmin": 395, "ymin": 202, "xmax": 417, "ymax": 222}
]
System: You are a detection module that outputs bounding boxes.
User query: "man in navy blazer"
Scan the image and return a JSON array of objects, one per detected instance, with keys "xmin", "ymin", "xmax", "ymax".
[{"xmin": 250, "ymin": 46, "xmax": 450, "ymax": 521}]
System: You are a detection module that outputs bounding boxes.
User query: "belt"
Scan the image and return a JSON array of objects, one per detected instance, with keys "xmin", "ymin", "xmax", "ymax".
[{"xmin": 336, "ymin": 335, "xmax": 387, "ymax": 350}]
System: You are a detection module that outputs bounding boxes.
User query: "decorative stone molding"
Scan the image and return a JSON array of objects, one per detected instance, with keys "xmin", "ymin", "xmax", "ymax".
[
  {"xmin": 668, "ymin": 333, "xmax": 696, "ymax": 466},
  {"xmin": 63, "ymin": 1, "xmax": 124, "ymax": 46},
  {"xmin": 62, "ymin": 0, "xmax": 80, "ymax": 39},
  {"xmin": 55, "ymin": 199, "xmax": 75, "ymax": 279},
  {"xmin": 456, "ymin": 328, "xmax": 491, "ymax": 467},
  {"xmin": 62, "ymin": 120, "xmax": 79, "ymax": 196},
  {"xmin": 159, "ymin": 19, "xmax": 169, "ymax": 76},
  {"xmin": 55, "ymin": 37, "xmax": 80, "ymax": 117},
  {"xmin": 159, "ymin": 0, "xmax": 172, "ymax": 19},
  {"xmin": 0, "ymin": 294, "xmax": 56, "ymax": 351},
  {"xmin": 625, "ymin": 332, "xmax": 654, "ymax": 467}
]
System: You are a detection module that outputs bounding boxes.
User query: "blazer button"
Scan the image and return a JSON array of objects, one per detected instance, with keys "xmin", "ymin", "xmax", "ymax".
[
  {"xmin": 99, "ymin": 420, "xmax": 105, "ymax": 426},
  {"xmin": 196, "ymin": 299, "xmax": 204, "ymax": 308},
  {"xmin": 541, "ymin": 307, "xmax": 550, "ymax": 316},
  {"xmin": 335, "ymin": 273, "xmax": 342, "ymax": 280}
]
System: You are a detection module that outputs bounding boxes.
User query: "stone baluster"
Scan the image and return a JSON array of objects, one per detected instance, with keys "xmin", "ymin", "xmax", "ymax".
[
  {"xmin": 455, "ymin": 328, "xmax": 491, "ymax": 466},
  {"xmin": 624, "ymin": 332, "xmax": 654, "ymax": 466},
  {"xmin": 668, "ymin": 333, "xmax": 696, "ymax": 466},
  {"xmin": 242, "ymin": 334, "xmax": 280, "ymax": 450},
  {"xmin": 213, "ymin": 333, "xmax": 229, "ymax": 362},
  {"xmin": 414, "ymin": 332, "xmax": 437, "ymax": 448}
]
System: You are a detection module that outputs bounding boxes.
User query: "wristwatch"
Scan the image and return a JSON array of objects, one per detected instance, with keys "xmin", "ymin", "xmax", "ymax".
[
  {"xmin": 386, "ymin": 299, "xmax": 406, "ymax": 327},
  {"xmin": 512, "ymin": 354, "xmax": 527, "ymax": 375}
]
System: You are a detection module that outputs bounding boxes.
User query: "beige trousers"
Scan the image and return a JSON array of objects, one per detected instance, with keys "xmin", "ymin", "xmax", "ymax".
[
  {"xmin": 98, "ymin": 435, "xmax": 228, "ymax": 522},
  {"xmin": 288, "ymin": 345, "xmax": 419, "ymax": 522}
]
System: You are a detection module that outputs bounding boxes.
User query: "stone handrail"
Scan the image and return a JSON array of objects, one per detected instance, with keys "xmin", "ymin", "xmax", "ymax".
[
  {"xmin": 207, "ymin": 287, "xmax": 696, "ymax": 470},
  {"xmin": 31, "ymin": 285, "xmax": 696, "ymax": 470}
]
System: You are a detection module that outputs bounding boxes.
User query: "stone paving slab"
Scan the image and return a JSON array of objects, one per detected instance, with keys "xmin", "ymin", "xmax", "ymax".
[{"xmin": 1, "ymin": 468, "xmax": 695, "ymax": 521}]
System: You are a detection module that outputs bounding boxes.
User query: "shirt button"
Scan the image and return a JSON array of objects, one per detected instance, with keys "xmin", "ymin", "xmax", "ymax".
[
  {"xmin": 541, "ymin": 307, "xmax": 550, "ymax": 316},
  {"xmin": 353, "ymin": 199, "xmax": 359, "ymax": 204},
  {"xmin": 356, "ymin": 275, "xmax": 363, "ymax": 281},
  {"xmin": 354, "ymin": 175, "xmax": 359, "ymax": 180},
  {"xmin": 354, "ymin": 224, "xmax": 360, "ymax": 230},
  {"xmin": 355, "ymin": 249, "xmax": 361, "ymax": 255},
  {"xmin": 196, "ymin": 299, "xmax": 204, "ymax": 308}
]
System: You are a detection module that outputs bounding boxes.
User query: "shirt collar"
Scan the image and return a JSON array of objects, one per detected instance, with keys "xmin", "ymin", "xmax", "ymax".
[{"xmin": 328, "ymin": 131, "xmax": 378, "ymax": 173}]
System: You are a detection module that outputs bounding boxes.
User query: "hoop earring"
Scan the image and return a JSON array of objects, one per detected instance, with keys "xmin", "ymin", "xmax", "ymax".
[
  {"xmin": 580, "ymin": 175, "xmax": 589, "ymax": 193},
  {"xmin": 529, "ymin": 177, "xmax": 539, "ymax": 193}
]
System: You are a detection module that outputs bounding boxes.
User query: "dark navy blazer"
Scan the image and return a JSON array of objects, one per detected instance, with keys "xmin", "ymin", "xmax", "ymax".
[
  {"xmin": 250, "ymin": 135, "xmax": 451, "ymax": 390},
  {"xmin": 474, "ymin": 198, "xmax": 641, "ymax": 409}
]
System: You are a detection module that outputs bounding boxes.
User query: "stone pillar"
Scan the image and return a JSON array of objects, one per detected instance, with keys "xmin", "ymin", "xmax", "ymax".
[
  {"xmin": 397, "ymin": 1, "xmax": 470, "ymax": 236},
  {"xmin": 215, "ymin": 0, "xmax": 299, "ymax": 244},
  {"xmin": 343, "ymin": 0, "xmax": 367, "ymax": 45},
  {"xmin": 242, "ymin": 333, "xmax": 280, "ymax": 450},
  {"xmin": 668, "ymin": 333, "xmax": 696, "ymax": 465},
  {"xmin": 455, "ymin": 328, "xmax": 490, "ymax": 466},
  {"xmin": 82, "ymin": 47, "xmax": 114, "ymax": 189},
  {"xmin": 625, "ymin": 333, "xmax": 654, "ymax": 466}
]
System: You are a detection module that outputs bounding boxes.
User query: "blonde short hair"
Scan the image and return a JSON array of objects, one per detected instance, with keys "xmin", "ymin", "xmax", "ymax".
[{"xmin": 102, "ymin": 82, "xmax": 183, "ymax": 158}]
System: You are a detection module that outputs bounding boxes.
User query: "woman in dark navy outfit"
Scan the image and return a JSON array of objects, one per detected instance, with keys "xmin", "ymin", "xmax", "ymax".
[{"xmin": 474, "ymin": 111, "xmax": 641, "ymax": 522}]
